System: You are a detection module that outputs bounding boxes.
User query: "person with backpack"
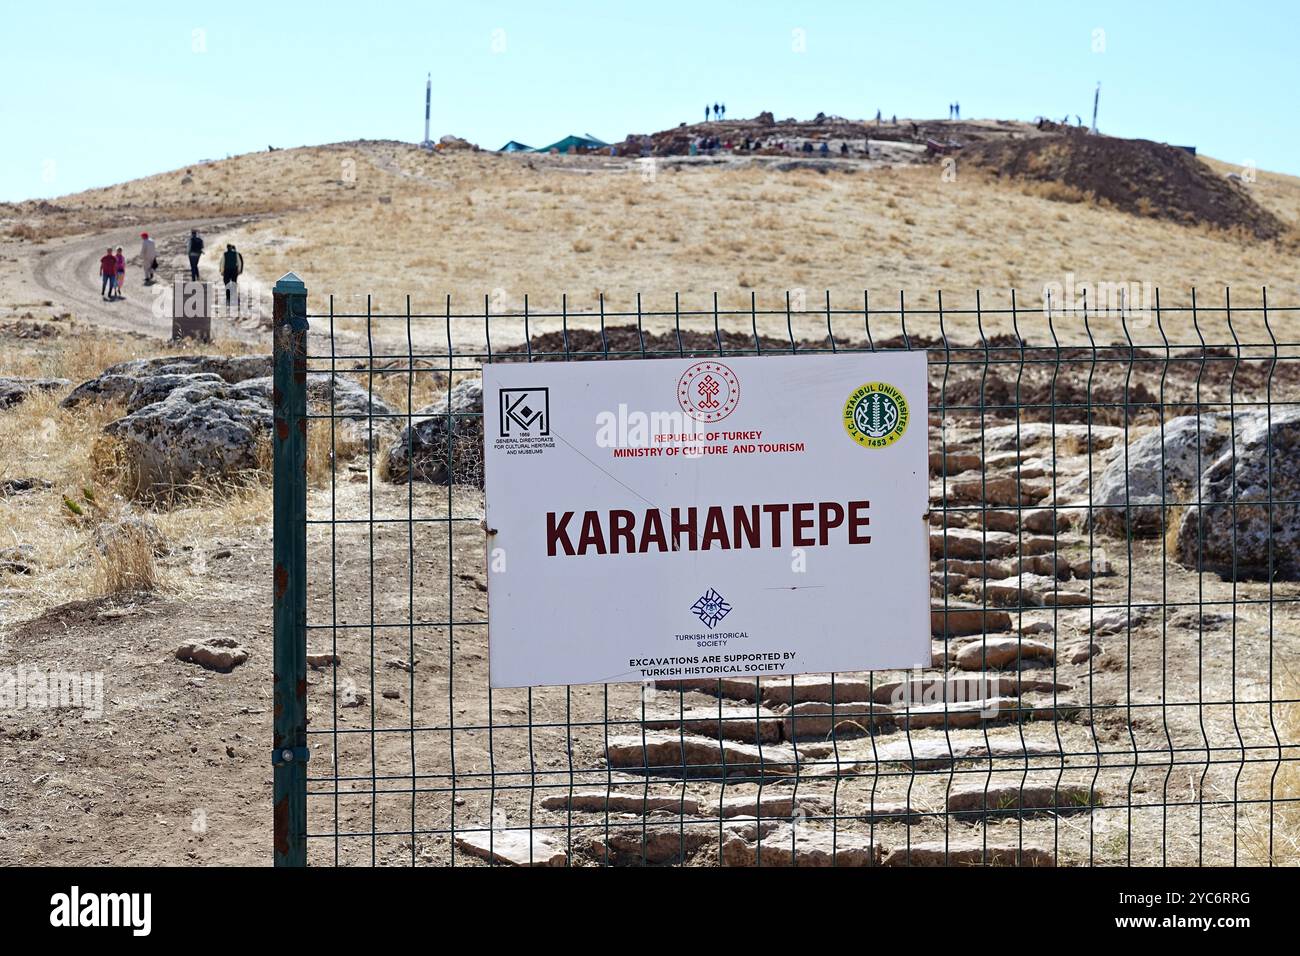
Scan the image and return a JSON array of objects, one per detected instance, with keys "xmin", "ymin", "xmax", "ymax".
[
  {"xmin": 140, "ymin": 232, "xmax": 157, "ymax": 284},
  {"xmin": 187, "ymin": 229, "xmax": 204, "ymax": 280},
  {"xmin": 99, "ymin": 247, "xmax": 117, "ymax": 300},
  {"xmin": 221, "ymin": 243, "xmax": 244, "ymax": 307}
]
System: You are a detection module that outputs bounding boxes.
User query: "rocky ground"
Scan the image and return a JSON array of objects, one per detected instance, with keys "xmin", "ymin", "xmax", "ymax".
[
  {"xmin": 2, "ymin": 121, "xmax": 1298, "ymax": 865},
  {"xmin": 3, "ymin": 322, "xmax": 1296, "ymax": 866}
]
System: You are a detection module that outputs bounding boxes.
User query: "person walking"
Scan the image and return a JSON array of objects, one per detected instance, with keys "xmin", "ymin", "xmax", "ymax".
[
  {"xmin": 187, "ymin": 229, "xmax": 204, "ymax": 280},
  {"xmin": 221, "ymin": 243, "xmax": 244, "ymax": 307},
  {"xmin": 955, "ymin": 102, "xmax": 960, "ymax": 120},
  {"xmin": 704, "ymin": 104, "xmax": 709, "ymax": 123},
  {"xmin": 114, "ymin": 247, "xmax": 126, "ymax": 299},
  {"xmin": 720, "ymin": 102, "xmax": 726, "ymax": 120},
  {"xmin": 99, "ymin": 247, "xmax": 117, "ymax": 300},
  {"xmin": 140, "ymin": 232, "xmax": 157, "ymax": 285}
]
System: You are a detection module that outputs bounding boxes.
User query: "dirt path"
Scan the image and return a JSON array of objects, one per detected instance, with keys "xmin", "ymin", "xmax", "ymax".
[{"xmin": 28, "ymin": 216, "xmax": 267, "ymax": 345}]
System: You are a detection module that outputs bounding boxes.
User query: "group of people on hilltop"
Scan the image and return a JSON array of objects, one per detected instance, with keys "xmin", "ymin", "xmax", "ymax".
[
  {"xmin": 705, "ymin": 102, "xmax": 726, "ymax": 122},
  {"xmin": 97, "ymin": 228, "xmax": 244, "ymax": 305}
]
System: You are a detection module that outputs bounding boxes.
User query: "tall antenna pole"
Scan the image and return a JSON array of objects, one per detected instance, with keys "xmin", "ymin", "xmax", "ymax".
[
  {"xmin": 1090, "ymin": 81, "xmax": 1100, "ymax": 134},
  {"xmin": 423, "ymin": 73, "xmax": 432, "ymax": 148}
]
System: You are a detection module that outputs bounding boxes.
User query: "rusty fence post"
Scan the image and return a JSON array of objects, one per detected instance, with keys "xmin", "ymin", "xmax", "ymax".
[{"xmin": 272, "ymin": 272, "xmax": 309, "ymax": 866}]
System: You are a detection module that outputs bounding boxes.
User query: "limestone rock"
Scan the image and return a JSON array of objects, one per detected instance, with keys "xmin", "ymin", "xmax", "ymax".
[
  {"xmin": 654, "ymin": 676, "xmax": 763, "ymax": 702},
  {"xmin": 1066, "ymin": 642, "xmax": 1102, "ymax": 664},
  {"xmin": 894, "ymin": 696, "xmax": 1022, "ymax": 729},
  {"xmin": 304, "ymin": 374, "xmax": 398, "ymax": 448},
  {"xmin": 1065, "ymin": 606, "xmax": 1148, "ymax": 635},
  {"xmin": 1091, "ymin": 415, "xmax": 1226, "ymax": 536},
  {"xmin": 931, "ymin": 601, "xmax": 1013, "ymax": 636},
  {"xmin": 982, "ymin": 422, "xmax": 1123, "ymax": 453},
  {"xmin": 643, "ymin": 705, "xmax": 783, "ymax": 744},
  {"xmin": 1175, "ymin": 407, "xmax": 1300, "ymax": 580},
  {"xmin": 1041, "ymin": 589, "xmax": 1091, "ymax": 607},
  {"xmin": 175, "ymin": 636, "xmax": 249, "ymax": 672},
  {"xmin": 714, "ymin": 792, "xmax": 832, "ymax": 819},
  {"xmin": 781, "ymin": 700, "xmax": 893, "ymax": 738},
  {"xmin": 929, "ymin": 450, "xmax": 982, "ymax": 476},
  {"xmin": 62, "ymin": 355, "xmax": 272, "ymax": 408},
  {"xmin": 975, "ymin": 572, "xmax": 1061, "ymax": 607},
  {"xmin": 1023, "ymin": 507, "xmax": 1072, "ymax": 534},
  {"xmin": 955, "ymin": 636, "xmax": 1055, "ymax": 670},
  {"xmin": 584, "ymin": 827, "xmax": 712, "ymax": 864},
  {"xmin": 383, "ymin": 379, "xmax": 483, "ymax": 486},
  {"xmin": 104, "ymin": 387, "xmax": 272, "ymax": 489},
  {"xmin": 947, "ymin": 475, "xmax": 1051, "ymax": 507},
  {"xmin": 605, "ymin": 732, "xmax": 798, "ymax": 778},
  {"xmin": 721, "ymin": 825, "xmax": 880, "ymax": 866},
  {"xmin": 874, "ymin": 674, "xmax": 1068, "ymax": 706},
  {"xmin": 454, "ymin": 828, "xmax": 566, "ymax": 866},
  {"xmin": 539, "ymin": 790, "xmax": 700, "ymax": 815},
  {"xmin": 0, "ymin": 376, "xmax": 69, "ymax": 409},
  {"xmin": 866, "ymin": 735, "xmax": 1061, "ymax": 771},
  {"xmin": 761, "ymin": 674, "xmax": 877, "ymax": 707},
  {"xmin": 947, "ymin": 782, "xmax": 1100, "ymax": 814},
  {"xmin": 931, "ymin": 528, "xmax": 1020, "ymax": 560},
  {"xmin": 123, "ymin": 373, "xmax": 228, "ymax": 413}
]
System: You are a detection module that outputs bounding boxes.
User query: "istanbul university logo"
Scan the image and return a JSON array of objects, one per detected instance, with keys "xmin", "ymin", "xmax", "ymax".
[
  {"xmin": 844, "ymin": 381, "xmax": 909, "ymax": 448},
  {"xmin": 690, "ymin": 588, "xmax": 733, "ymax": 629},
  {"xmin": 677, "ymin": 362, "xmax": 739, "ymax": 423}
]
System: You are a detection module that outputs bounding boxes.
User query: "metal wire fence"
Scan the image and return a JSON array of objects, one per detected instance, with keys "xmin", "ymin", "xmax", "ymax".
[{"xmin": 271, "ymin": 283, "xmax": 1300, "ymax": 867}]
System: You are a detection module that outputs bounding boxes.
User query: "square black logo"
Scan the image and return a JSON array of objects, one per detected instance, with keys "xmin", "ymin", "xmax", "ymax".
[{"xmin": 499, "ymin": 387, "xmax": 550, "ymax": 437}]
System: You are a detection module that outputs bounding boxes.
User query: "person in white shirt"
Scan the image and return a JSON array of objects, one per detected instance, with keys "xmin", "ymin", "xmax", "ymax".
[{"xmin": 139, "ymin": 232, "xmax": 158, "ymax": 285}]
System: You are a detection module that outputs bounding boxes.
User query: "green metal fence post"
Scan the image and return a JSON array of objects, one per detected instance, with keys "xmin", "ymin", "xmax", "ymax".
[{"xmin": 272, "ymin": 272, "xmax": 309, "ymax": 866}]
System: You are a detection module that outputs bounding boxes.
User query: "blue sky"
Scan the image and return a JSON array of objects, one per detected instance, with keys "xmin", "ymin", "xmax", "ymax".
[{"xmin": 2, "ymin": 1, "xmax": 1295, "ymax": 201}]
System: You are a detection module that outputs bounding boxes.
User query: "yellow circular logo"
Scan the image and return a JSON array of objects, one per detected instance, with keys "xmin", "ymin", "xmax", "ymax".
[{"xmin": 844, "ymin": 381, "xmax": 909, "ymax": 448}]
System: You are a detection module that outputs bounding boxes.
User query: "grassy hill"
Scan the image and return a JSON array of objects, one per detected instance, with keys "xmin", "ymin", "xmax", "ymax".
[{"xmin": 4, "ymin": 129, "xmax": 1300, "ymax": 343}]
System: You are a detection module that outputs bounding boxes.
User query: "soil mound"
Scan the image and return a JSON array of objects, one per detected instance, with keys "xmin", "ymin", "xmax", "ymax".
[{"xmin": 963, "ymin": 129, "xmax": 1284, "ymax": 239}]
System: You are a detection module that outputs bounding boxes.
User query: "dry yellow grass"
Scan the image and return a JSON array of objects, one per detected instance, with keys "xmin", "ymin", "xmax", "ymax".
[
  {"xmin": 1241, "ymin": 669, "xmax": 1300, "ymax": 866},
  {"xmin": 92, "ymin": 522, "xmax": 158, "ymax": 595},
  {"xmin": 207, "ymin": 147, "xmax": 1300, "ymax": 346},
  {"xmin": 0, "ymin": 336, "xmax": 273, "ymax": 625},
  {"xmin": 9, "ymin": 139, "xmax": 1299, "ymax": 347}
]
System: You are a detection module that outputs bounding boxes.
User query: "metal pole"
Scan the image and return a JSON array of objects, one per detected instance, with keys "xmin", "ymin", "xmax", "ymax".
[
  {"xmin": 272, "ymin": 272, "xmax": 309, "ymax": 866},
  {"xmin": 424, "ymin": 73, "xmax": 432, "ymax": 147}
]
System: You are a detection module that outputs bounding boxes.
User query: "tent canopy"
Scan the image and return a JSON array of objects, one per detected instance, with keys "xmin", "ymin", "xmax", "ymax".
[
  {"xmin": 534, "ymin": 133, "xmax": 609, "ymax": 154},
  {"xmin": 498, "ymin": 140, "xmax": 534, "ymax": 152}
]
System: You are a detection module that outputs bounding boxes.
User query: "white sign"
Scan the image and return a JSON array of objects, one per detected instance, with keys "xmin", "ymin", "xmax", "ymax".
[{"xmin": 483, "ymin": 352, "xmax": 930, "ymax": 688}]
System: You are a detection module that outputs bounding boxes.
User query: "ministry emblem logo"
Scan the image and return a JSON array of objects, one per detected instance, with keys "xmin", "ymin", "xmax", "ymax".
[
  {"xmin": 499, "ymin": 387, "xmax": 550, "ymax": 437},
  {"xmin": 690, "ymin": 588, "xmax": 732, "ymax": 629},
  {"xmin": 677, "ymin": 362, "xmax": 740, "ymax": 423}
]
